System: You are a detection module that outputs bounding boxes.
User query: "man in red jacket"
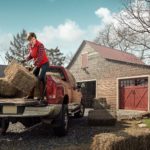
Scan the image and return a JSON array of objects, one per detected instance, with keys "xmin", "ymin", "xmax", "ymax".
[{"xmin": 23, "ymin": 32, "xmax": 49, "ymax": 101}]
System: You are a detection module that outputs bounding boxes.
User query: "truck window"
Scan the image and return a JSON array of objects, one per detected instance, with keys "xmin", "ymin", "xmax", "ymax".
[{"xmin": 47, "ymin": 67, "xmax": 66, "ymax": 81}]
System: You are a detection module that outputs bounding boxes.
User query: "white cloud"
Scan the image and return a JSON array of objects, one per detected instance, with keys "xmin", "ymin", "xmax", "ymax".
[
  {"xmin": 0, "ymin": 33, "xmax": 12, "ymax": 51},
  {"xmin": 58, "ymin": 20, "xmax": 85, "ymax": 41},
  {"xmin": 0, "ymin": 33, "xmax": 12, "ymax": 64},
  {"xmin": 38, "ymin": 20, "xmax": 85, "ymax": 42},
  {"xmin": 37, "ymin": 20, "xmax": 85, "ymax": 55},
  {"xmin": 95, "ymin": 8, "xmax": 115, "ymax": 24}
]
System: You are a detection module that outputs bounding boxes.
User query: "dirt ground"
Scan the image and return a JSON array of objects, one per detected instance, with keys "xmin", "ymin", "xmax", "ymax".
[{"xmin": 0, "ymin": 113, "xmax": 148, "ymax": 150}]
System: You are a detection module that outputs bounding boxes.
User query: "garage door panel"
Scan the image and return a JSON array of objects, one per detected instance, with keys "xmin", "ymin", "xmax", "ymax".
[
  {"xmin": 124, "ymin": 88, "xmax": 134, "ymax": 109},
  {"xmin": 119, "ymin": 87, "xmax": 134, "ymax": 109},
  {"xmin": 134, "ymin": 87, "xmax": 148, "ymax": 110},
  {"xmin": 119, "ymin": 78, "xmax": 148, "ymax": 111}
]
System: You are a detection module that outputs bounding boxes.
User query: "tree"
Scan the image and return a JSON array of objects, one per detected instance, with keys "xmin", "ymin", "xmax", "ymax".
[
  {"xmin": 65, "ymin": 51, "xmax": 74, "ymax": 66},
  {"xmin": 94, "ymin": 24, "xmax": 128, "ymax": 50},
  {"xmin": 5, "ymin": 29, "xmax": 28, "ymax": 63},
  {"xmin": 95, "ymin": 0, "xmax": 150, "ymax": 64},
  {"xmin": 117, "ymin": 0, "xmax": 150, "ymax": 62},
  {"xmin": 95, "ymin": 24, "xmax": 139, "ymax": 54},
  {"xmin": 46, "ymin": 47, "xmax": 66, "ymax": 66}
]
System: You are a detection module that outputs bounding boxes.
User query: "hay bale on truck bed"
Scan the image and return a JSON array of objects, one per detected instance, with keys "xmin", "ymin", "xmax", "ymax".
[
  {"xmin": 88, "ymin": 109, "xmax": 117, "ymax": 126},
  {"xmin": 0, "ymin": 78, "xmax": 19, "ymax": 97},
  {"xmin": 4, "ymin": 61, "xmax": 37, "ymax": 95},
  {"xmin": 91, "ymin": 129, "xmax": 150, "ymax": 150}
]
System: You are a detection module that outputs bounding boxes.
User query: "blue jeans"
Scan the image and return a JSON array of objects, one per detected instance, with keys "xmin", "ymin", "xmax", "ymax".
[{"xmin": 33, "ymin": 62, "xmax": 49, "ymax": 85}]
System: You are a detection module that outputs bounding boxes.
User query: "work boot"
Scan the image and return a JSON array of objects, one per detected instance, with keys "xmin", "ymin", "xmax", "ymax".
[
  {"xmin": 40, "ymin": 99, "xmax": 47, "ymax": 103},
  {"xmin": 24, "ymin": 95, "xmax": 34, "ymax": 99}
]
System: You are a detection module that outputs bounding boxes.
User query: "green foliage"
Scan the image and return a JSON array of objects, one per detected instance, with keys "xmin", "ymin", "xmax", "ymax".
[
  {"xmin": 46, "ymin": 47, "xmax": 66, "ymax": 66},
  {"xmin": 5, "ymin": 29, "xmax": 28, "ymax": 63},
  {"xmin": 143, "ymin": 119, "xmax": 150, "ymax": 128}
]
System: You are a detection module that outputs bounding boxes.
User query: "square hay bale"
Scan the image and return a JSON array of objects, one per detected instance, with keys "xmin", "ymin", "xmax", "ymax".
[
  {"xmin": 4, "ymin": 61, "xmax": 37, "ymax": 95},
  {"xmin": 93, "ymin": 98, "xmax": 110, "ymax": 109},
  {"xmin": 91, "ymin": 129, "xmax": 150, "ymax": 150},
  {"xmin": 88, "ymin": 109, "xmax": 117, "ymax": 126},
  {"xmin": 0, "ymin": 78, "xmax": 19, "ymax": 97}
]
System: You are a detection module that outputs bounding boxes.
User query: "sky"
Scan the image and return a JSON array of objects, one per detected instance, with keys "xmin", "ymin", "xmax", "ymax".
[{"xmin": 0, "ymin": 0, "xmax": 124, "ymax": 64}]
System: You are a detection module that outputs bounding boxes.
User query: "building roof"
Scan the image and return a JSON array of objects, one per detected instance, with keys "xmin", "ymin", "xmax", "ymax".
[
  {"xmin": 0, "ymin": 65, "xmax": 7, "ymax": 77},
  {"xmin": 86, "ymin": 40, "xmax": 144, "ymax": 65},
  {"xmin": 67, "ymin": 40, "xmax": 145, "ymax": 69}
]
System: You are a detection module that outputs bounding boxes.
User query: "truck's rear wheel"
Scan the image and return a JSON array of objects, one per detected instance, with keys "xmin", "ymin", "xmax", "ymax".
[
  {"xmin": 74, "ymin": 103, "xmax": 85, "ymax": 118},
  {"xmin": 0, "ymin": 119, "xmax": 9, "ymax": 135},
  {"xmin": 53, "ymin": 105, "xmax": 69, "ymax": 136}
]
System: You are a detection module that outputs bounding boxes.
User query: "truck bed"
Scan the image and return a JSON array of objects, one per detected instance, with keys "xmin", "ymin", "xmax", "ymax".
[{"xmin": 0, "ymin": 98, "xmax": 39, "ymax": 106}]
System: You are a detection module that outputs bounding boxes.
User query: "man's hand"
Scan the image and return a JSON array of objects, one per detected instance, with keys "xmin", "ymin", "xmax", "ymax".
[{"xmin": 34, "ymin": 59, "xmax": 40, "ymax": 67}]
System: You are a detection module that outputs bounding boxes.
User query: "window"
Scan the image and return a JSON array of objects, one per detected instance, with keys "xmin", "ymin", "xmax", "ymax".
[
  {"xmin": 119, "ymin": 78, "xmax": 148, "ymax": 87},
  {"xmin": 47, "ymin": 67, "xmax": 66, "ymax": 81},
  {"xmin": 81, "ymin": 53, "xmax": 88, "ymax": 68}
]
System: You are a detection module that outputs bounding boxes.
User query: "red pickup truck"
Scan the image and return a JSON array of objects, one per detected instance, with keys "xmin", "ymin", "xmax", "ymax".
[{"xmin": 0, "ymin": 66, "xmax": 84, "ymax": 136}]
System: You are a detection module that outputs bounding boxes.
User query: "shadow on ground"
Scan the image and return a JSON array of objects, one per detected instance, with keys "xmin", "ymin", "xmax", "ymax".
[{"xmin": 0, "ymin": 116, "xmax": 132, "ymax": 150}]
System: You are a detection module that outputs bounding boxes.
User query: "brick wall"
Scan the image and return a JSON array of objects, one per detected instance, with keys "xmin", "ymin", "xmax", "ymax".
[{"xmin": 98, "ymin": 60, "xmax": 150, "ymax": 110}]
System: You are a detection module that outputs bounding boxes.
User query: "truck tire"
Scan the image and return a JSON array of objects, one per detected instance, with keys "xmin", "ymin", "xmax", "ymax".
[
  {"xmin": 0, "ymin": 119, "xmax": 9, "ymax": 135},
  {"xmin": 53, "ymin": 105, "xmax": 69, "ymax": 136},
  {"xmin": 74, "ymin": 103, "xmax": 85, "ymax": 118}
]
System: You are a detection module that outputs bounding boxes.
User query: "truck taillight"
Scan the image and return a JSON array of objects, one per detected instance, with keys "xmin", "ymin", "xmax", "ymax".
[
  {"xmin": 46, "ymin": 76, "xmax": 57, "ymax": 103},
  {"xmin": 49, "ymin": 82, "xmax": 57, "ymax": 99}
]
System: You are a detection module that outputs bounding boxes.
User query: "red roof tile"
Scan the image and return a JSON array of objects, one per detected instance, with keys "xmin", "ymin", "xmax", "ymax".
[{"xmin": 86, "ymin": 41, "xmax": 144, "ymax": 65}]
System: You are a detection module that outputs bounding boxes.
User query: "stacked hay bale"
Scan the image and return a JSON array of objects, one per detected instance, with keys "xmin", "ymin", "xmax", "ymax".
[
  {"xmin": 4, "ymin": 61, "xmax": 37, "ymax": 95},
  {"xmin": 88, "ymin": 109, "xmax": 117, "ymax": 126},
  {"xmin": 0, "ymin": 61, "xmax": 37, "ymax": 97},
  {"xmin": 0, "ymin": 78, "xmax": 19, "ymax": 97},
  {"xmin": 91, "ymin": 129, "xmax": 150, "ymax": 150}
]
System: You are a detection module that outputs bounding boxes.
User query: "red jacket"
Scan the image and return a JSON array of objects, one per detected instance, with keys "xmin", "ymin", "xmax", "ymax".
[{"xmin": 27, "ymin": 40, "xmax": 49, "ymax": 67}]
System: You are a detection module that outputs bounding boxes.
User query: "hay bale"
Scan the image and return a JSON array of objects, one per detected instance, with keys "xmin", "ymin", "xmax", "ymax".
[
  {"xmin": 0, "ymin": 78, "xmax": 19, "ymax": 97},
  {"xmin": 4, "ymin": 61, "xmax": 37, "ymax": 95},
  {"xmin": 93, "ymin": 98, "xmax": 110, "ymax": 109},
  {"xmin": 88, "ymin": 109, "xmax": 116, "ymax": 126},
  {"xmin": 91, "ymin": 129, "xmax": 150, "ymax": 150}
]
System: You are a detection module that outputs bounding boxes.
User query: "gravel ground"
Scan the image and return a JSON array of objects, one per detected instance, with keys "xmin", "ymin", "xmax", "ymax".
[{"xmin": 0, "ymin": 109, "xmax": 139, "ymax": 150}]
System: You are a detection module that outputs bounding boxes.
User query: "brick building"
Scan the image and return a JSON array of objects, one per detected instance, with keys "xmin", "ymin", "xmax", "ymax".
[{"xmin": 67, "ymin": 40, "xmax": 150, "ymax": 111}]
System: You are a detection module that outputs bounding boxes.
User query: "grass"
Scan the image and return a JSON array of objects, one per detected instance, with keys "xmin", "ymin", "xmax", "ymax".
[{"xmin": 143, "ymin": 118, "xmax": 150, "ymax": 128}]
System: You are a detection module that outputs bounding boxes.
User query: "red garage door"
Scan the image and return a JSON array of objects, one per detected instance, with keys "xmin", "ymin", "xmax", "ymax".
[{"xmin": 119, "ymin": 78, "xmax": 148, "ymax": 111}]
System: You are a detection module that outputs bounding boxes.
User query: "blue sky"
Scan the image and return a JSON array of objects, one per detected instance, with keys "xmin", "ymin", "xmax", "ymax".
[{"xmin": 0, "ymin": 0, "xmax": 123, "ymax": 64}]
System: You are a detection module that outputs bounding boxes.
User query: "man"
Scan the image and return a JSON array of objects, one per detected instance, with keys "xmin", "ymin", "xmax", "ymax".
[{"xmin": 23, "ymin": 32, "xmax": 49, "ymax": 101}]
